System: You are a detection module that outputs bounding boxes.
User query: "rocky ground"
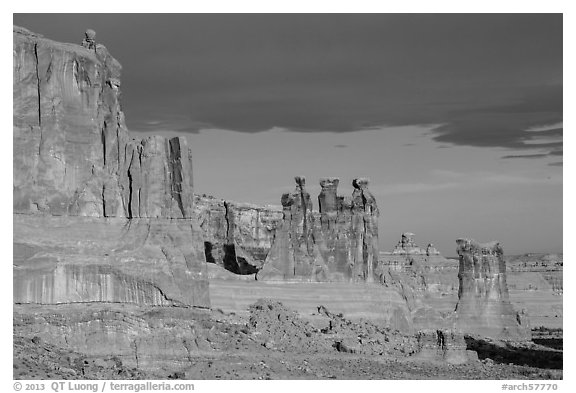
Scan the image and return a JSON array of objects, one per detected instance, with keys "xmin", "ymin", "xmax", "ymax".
[{"xmin": 13, "ymin": 300, "xmax": 562, "ymax": 380}]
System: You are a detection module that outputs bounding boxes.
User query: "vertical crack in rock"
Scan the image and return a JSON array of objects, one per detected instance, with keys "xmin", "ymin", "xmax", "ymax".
[
  {"xmin": 101, "ymin": 121, "xmax": 107, "ymax": 166},
  {"xmin": 137, "ymin": 146, "xmax": 143, "ymax": 217},
  {"xmin": 117, "ymin": 116, "xmax": 121, "ymax": 170},
  {"xmin": 168, "ymin": 138, "xmax": 185, "ymax": 217},
  {"xmin": 222, "ymin": 200, "xmax": 241, "ymax": 274},
  {"xmin": 223, "ymin": 201, "xmax": 233, "ymax": 242},
  {"xmin": 101, "ymin": 185, "xmax": 107, "ymax": 217},
  {"xmin": 33, "ymin": 43, "xmax": 41, "ymax": 128},
  {"xmin": 126, "ymin": 150, "xmax": 134, "ymax": 218}
]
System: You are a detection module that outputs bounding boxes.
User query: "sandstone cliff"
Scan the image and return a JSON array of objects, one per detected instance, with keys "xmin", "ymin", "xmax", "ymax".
[
  {"xmin": 454, "ymin": 239, "xmax": 531, "ymax": 340},
  {"xmin": 13, "ymin": 26, "xmax": 194, "ymax": 219},
  {"xmin": 257, "ymin": 176, "xmax": 379, "ymax": 282},
  {"xmin": 13, "ymin": 26, "xmax": 208, "ymax": 308},
  {"xmin": 194, "ymin": 195, "xmax": 283, "ymax": 274}
]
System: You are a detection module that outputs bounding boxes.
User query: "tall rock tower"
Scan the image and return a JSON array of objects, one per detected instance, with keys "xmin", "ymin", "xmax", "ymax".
[
  {"xmin": 350, "ymin": 178, "xmax": 379, "ymax": 283},
  {"xmin": 258, "ymin": 176, "xmax": 379, "ymax": 282},
  {"xmin": 454, "ymin": 238, "xmax": 530, "ymax": 340},
  {"xmin": 257, "ymin": 177, "xmax": 328, "ymax": 281}
]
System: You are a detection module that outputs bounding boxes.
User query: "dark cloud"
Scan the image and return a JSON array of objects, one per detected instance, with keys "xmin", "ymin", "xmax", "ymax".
[
  {"xmin": 501, "ymin": 142, "xmax": 563, "ymax": 159},
  {"xmin": 431, "ymin": 87, "xmax": 562, "ymax": 149},
  {"xmin": 548, "ymin": 162, "xmax": 563, "ymax": 167},
  {"xmin": 502, "ymin": 154, "xmax": 549, "ymax": 159},
  {"xmin": 334, "ymin": 144, "xmax": 348, "ymax": 148},
  {"xmin": 14, "ymin": 14, "xmax": 562, "ymax": 149}
]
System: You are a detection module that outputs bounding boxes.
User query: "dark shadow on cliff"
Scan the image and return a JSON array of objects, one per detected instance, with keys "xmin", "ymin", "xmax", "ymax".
[
  {"xmin": 464, "ymin": 335, "xmax": 563, "ymax": 370},
  {"xmin": 531, "ymin": 327, "xmax": 563, "ymax": 350},
  {"xmin": 204, "ymin": 241, "xmax": 259, "ymax": 275},
  {"xmin": 532, "ymin": 338, "xmax": 563, "ymax": 351},
  {"xmin": 204, "ymin": 242, "xmax": 216, "ymax": 263}
]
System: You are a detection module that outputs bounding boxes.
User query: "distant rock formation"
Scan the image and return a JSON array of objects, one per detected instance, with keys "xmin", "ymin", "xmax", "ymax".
[
  {"xmin": 392, "ymin": 232, "xmax": 426, "ymax": 255},
  {"xmin": 454, "ymin": 239, "xmax": 531, "ymax": 340},
  {"xmin": 195, "ymin": 195, "xmax": 283, "ymax": 274},
  {"xmin": 257, "ymin": 176, "xmax": 379, "ymax": 282},
  {"xmin": 379, "ymin": 232, "xmax": 455, "ymax": 273},
  {"xmin": 13, "ymin": 26, "xmax": 208, "ymax": 308},
  {"xmin": 426, "ymin": 244, "xmax": 440, "ymax": 256}
]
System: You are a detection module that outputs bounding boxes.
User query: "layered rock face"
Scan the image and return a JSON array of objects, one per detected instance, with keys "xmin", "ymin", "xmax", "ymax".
[
  {"xmin": 14, "ymin": 304, "xmax": 217, "ymax": 375},
  {"xmin": 257, "ymin": 176, "xmax": 379, "ymax": 282},
  {"xmin": 195, "ymin": 195, "xmax": 283, "ymax": 275},
  {"xmin": 13, "ymin": 26, "xmax": 208, "ymax": 307},
  {"xmin": 378, "ymin": 233, "xmax": 458, "ymax": 292},
  {"xmin": 13, "ymin": 26, "xmax": 194, "ymax": 219},
  {"xmin": 455, "ymin": 239, "xmax": 530, "ymax": 340},
  {"xmin": 14, "ymin": 215, "xmax": 209, "ymax": 307}
]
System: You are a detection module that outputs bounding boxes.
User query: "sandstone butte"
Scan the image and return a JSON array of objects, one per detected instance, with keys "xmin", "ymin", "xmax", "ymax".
[
  {"xmin": 256, "ymin": 176, "xmax": 379, "ymax": 282},
  {"xmin": 13, "ymin": 25, "xmax": 531, "ymax": 349},
  {"xmin": 13, "ymin": 26, "xmax": 208, "ymax": 307}
]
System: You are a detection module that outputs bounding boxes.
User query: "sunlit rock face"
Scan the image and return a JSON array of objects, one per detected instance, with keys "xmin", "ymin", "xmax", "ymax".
[
  {"xmin": 13, "ymin": 26, "xmax": 208, "ymax": 308},
  {"xmin": 13, "ymin": 26, "xmax": 195, "ymax": 219},
  {"xmin": 257, "ymin": 176, "xmax": 379, "ymax": 282},
  {"xmin": 454, "ymin": 238, "xmax": 531, "ymax": 340},
  {"xmin": 350, "ymin": 177, "xmax": 379, "ymax": 282},
  {"xmin": 257, "ymin": 176, "xmax": 328, "ymax": 281},
  {"xmin": 318, "ymin": 177, "xmax": 353, "ymax": 280},
  {"xmin": 14, "ymin": 25, "xmax": 126, "ymax": 216}
]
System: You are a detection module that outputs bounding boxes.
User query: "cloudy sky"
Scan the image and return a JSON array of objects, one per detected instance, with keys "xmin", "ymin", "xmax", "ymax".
[{"xmin": 13, "ymin": 14, "xmax": 563, "ymax": 255}]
